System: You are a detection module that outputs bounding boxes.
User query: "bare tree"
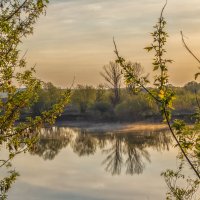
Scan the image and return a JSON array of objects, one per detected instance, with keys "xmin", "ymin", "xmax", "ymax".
[
  {"xmin": 100, "ymin": 61, "xmax": 122, "ymax": 106},
  {"xmin": 125, "ymin": 61, "xmax": 146, "ymax": 94}
]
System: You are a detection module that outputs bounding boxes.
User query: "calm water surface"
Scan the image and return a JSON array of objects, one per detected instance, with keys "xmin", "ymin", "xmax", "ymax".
[{"xmin": 5, "ymin": 125, "xmax": 183, "ymax": 200}]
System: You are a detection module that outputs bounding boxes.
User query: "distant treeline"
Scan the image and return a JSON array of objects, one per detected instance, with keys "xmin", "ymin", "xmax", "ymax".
[{"xmin": 27, "ymin": 81, "xmax": 200, "ymax": 122}]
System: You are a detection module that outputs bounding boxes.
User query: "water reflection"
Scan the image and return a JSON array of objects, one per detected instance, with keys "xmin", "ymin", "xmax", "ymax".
[
  {"xmin": 30, "ymin": 127, "xmax": 172, "ymax": 175},
  {"xmin": 30, "ymin": 127, "xmax": 73, "ymax": 160},
  {"xmin": 72, "ymin": 132, "xmax": 98, "ymax": 156}
]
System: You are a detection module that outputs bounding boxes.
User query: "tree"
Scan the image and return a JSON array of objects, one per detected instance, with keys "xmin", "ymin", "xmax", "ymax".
[
  {"xmin": 100, "ymin": 61, "xmax": 122, "ymax": 107},
  {"xmin": 32, "ymin": 82, "xmax": 63, "ymax": 115},
  {"xmin": 72, "ymin": 85, "xmax": 96, "ymax": 113},
  {"xmin": 124, "ymin": 61, "xmax": 147, "ymax": 94},
  {"xmin": 184, "ymin": 81, "xmax": 200, "ymax": 93},
  {"xmin": 95, "ymin": 84, "xmax": 106, "ymax": 102},
  {"xmin": 0, "ymin": 1, "xmax": 70, "ymax": 198}
]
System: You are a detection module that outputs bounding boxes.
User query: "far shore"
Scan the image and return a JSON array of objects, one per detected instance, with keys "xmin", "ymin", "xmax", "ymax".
[{"xmin": 54, "ymin": 120, "xmax": 168, "ymax": 133}]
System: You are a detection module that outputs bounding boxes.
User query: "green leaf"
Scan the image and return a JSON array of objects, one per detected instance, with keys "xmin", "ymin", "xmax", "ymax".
[{"xmin": 144, "ymin": 46, "xmax": 153, "ymax": 52}]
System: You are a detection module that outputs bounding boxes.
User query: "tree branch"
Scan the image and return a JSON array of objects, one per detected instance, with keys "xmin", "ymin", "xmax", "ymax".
[{"xmin": 5, "ymin": 0, "xmax": 29, "ymax": 21}]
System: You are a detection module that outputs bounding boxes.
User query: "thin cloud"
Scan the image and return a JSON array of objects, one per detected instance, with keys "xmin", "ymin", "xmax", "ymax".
[{"xmin": 22, "ymin": 0, "xmax": 200, "ymax": 87}]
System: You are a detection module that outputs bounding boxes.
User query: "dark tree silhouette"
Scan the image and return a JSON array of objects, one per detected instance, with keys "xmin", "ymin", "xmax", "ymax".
[{"xmin": 100, "ymin": 62, "xmax": 122, "ymax": 106}]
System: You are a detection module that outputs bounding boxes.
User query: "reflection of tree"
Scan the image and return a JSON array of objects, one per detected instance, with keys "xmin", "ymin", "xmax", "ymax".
[
  {"xmin": 102, "ymin": 131, "xmax": 171, "ymax": 175},
  {"xmin": 125, "ymin": 145, "xmax": 149, "ymax": 175},
  {"xmin": 102, "ymin": 136, "xmax": 123, "ymax": 175},
  {"xmin": 124, "ymin": 134, "xmax": 150, "ymax": 175},
  {"xmin": 30, "ymin": 127, "xmax": 172, "ymax": 176},
  {"xmin": 30, "ymin": 127, "xmax": 72, "ymax": 160},
  {"xmin": 71, "ymin": 130, "xmax": 97, "ymax": 156}
]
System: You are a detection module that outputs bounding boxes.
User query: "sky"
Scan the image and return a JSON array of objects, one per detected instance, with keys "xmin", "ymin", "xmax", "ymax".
[{"xmin": 22, "ymin": 0, "xmax": 200, "ymax": 87}]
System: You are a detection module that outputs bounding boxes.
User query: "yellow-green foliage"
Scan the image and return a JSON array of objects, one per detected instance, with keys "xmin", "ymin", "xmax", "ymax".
[
  {"xmin": 115, "ymin": 93, "xmax": 159, "ymax": 120},
  {"xmin": 71, "ymin": 85, "xmax": 96, "ymax": 113},
  {"xmin": 0, "ymin": 1, "xmax": 70, "ymax": 197}
]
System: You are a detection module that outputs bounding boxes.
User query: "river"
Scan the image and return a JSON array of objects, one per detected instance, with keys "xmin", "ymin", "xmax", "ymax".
[{"xmin": 2, "ymin": 123, "xmax": 198, "ymax": 200}]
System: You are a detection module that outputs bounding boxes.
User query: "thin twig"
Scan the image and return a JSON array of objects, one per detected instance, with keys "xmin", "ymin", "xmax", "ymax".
[
  {"xmin": 160, "ymin": 0, "xmax": 168, "ymax": 19},
  {"xmin": 181, "ymin": 31, "xmax": 200, "ymax": 64}
]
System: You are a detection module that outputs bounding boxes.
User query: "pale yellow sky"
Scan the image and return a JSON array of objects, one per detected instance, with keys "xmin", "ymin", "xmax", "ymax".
[{"xmin": 22, "ymin": 0, "xmax": 200, "ymax": 87}]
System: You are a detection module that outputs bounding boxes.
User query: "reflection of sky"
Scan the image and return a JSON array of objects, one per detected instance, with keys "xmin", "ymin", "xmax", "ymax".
[
  {"xmin": 6, "ymin": 127, "xmax": 180, "ymax": 200},
  {"xmin": 22, "ymin": 0, "xmax": 200, "ymax": 87},
  {"xmin": 9, "ymin": 147, "xmax": 177, "ymax": 200}
]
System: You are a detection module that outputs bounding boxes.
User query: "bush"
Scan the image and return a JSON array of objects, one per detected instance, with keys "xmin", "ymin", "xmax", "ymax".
[{"xmin": 115, "ymin": 94, "xmax": 158, "ymax": 121}]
